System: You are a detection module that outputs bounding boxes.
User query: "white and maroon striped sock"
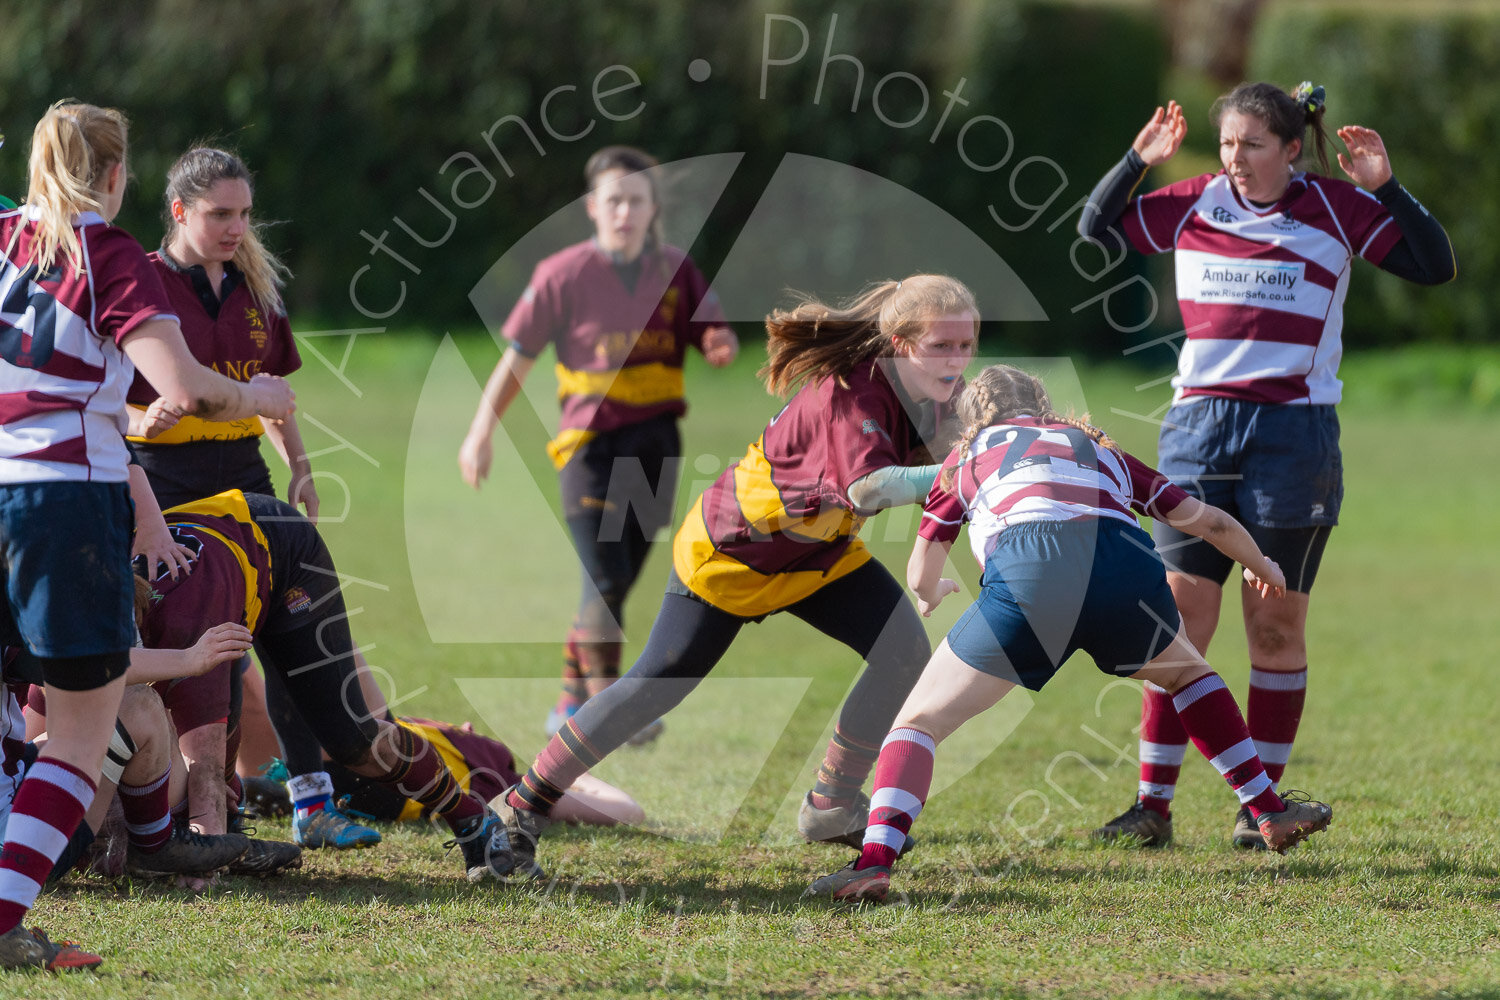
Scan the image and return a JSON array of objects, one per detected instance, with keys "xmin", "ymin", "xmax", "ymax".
[
  {"xmin": 1247, "ymin": 666, "xmax": 1307, "ymax": 789},
  {"xmin": 0, "ymin": 758, "xmax": 95, "ymax": 933},
  {"xmin": 118, "ymin": 766, "xmax": 174, "ymax": 853},
  {"xmin": 857, "ymin": 728, "xmax": 936, "ymax": 871},
  {"xmin": 1172, "ymin": 673, "xmax": 1282, "ymax": 817},
  {"xmin": 1138, "ymin": 682, "xmax": 1187, "ymax": 817}
]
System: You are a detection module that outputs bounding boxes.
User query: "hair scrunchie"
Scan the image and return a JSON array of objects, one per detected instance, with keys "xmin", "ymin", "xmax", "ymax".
[{"xmin": 1292, "ymin": 81, "xmax": 1326, "ymax": 116}]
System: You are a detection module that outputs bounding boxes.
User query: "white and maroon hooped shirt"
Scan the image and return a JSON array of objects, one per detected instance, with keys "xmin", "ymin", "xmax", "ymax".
[
  {"xmin": 0, "ymin": 208, "xmax": 175, "ymax": 483},
  {"xmin": 1123, "ymin": 172, "xmax": 1402, "ymax": 405},
  {"xmin": 919, "ymin": 416, "xmax": 1191, "ymax": 568}
]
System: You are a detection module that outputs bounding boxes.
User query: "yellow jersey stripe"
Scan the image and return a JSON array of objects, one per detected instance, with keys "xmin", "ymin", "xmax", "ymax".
[
  {"xmin": 127, "ymin": 404, "xmax": 265, "ymax": 445},
  {"xmin": 671, "ymin": 495, "xmax": 873, "ymax": 617},
  {"xmin": 554, "ymin": 362, "xmax": 685, "ymax": 408}
]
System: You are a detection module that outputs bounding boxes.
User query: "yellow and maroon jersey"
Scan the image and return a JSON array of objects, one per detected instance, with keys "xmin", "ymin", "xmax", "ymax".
[
  {"xmin": 126, "ymin": 253, "xmax": 300, "ymax": 445},
  {"xmin": 674, "ymin": 362, "xmax": 952, "ymax": 617},
  {"xmin": 387, "ymin": 717, "xmax": 520, "ymax": 822},
  {"xmin": 140, "ymin": 491, "xmax": 273, "ymax": 652},
  {"xmin": 504, "ymin": 240, "xmax": 725, "ymax": 468}
]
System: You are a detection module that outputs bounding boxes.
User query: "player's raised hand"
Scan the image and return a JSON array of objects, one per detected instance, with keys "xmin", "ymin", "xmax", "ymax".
[
  {"xmin": 1132, "ymin": 101, "xmax": 1188, "ymax": 166},
  {"xmin": 1336, "ymin": 125, "xmax": 1394, "ymax": 190}
]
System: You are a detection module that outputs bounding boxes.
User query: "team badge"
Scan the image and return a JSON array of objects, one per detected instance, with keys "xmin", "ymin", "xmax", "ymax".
[
  {"xmin": 245, "ymin": 307, "xmax": 268, "ymax": 349},
  {"xmin": 283, "ymin": 586, "xmax": 314, "ymax": 615}
]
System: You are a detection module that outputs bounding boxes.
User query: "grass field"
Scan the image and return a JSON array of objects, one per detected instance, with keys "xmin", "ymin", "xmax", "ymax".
[{"xmin": 17, "ymin": 333, "xmax": 1500, "ymax": 999}]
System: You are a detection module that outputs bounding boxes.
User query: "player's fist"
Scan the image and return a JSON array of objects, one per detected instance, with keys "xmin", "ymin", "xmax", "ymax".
[
  {"xmin": 703, "ymin": 325, "xmax": 739, "ymax": 368},
  {"xmin": 249, "ymin": 373, "xmax": 296, "ymax": 420}
]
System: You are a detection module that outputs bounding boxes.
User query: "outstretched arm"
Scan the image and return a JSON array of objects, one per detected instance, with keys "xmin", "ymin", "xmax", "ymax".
[
  {"xmin": 125, "ymin": 623, "xmax": 255, "ymax": 685},
  {"xmin": 459, "ymin": 345, "xmax": 535, "ymax": 490},
  {"xmin": 122, "ymin": 319, "xmax": 295, "ymax": 423},
  {"xmin": 848, "ymin": 463, "xmax": 941, "ymax": 512},
  {"xmin": 1159, "ymin": 496, "xmax": 1285, "ymax": 598}
]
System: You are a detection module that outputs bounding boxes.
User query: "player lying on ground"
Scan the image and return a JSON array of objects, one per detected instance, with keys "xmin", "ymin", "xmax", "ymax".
[{"xmin": 236, "ymin": 658, "xmax": 645, "ymax": 828}]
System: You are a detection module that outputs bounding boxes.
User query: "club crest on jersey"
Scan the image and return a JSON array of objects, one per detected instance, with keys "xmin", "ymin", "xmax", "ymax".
[
  {"xmin": 283, "ymin": 586, "xmax": 313, "ymax": 615},
  {"xmin": 1271, "ymin": 211, "xmax": 1303, "ymax": 232},
  {"xmin": 244, "ymin": 307, "xmax": 268, "ymax": 349}
]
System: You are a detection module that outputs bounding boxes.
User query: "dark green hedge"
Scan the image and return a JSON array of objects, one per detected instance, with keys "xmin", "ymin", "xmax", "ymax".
[
  {"xmin": 0, "ymin": 1, "xmax": 1166, "ymax": 355},
  {"xmin": 1249, "ymin": 4, "xmax": 1494, "ymax": 344}
]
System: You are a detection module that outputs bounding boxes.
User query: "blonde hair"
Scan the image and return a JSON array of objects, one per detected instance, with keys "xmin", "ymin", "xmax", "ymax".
[
  {"xmin": 10, "ymin": 101, "xmax": 128, "ymax": 276},
  {"xmin": 759, "ymin": 274, "xmax": 978, "ymax": 397},
  {"xmin": 164, "ymin": 147, "xmax": 290, "ymax": 314},
  {"xmin": 943, "ymin": 364, "xmax": 1118, "ymax": 492}
]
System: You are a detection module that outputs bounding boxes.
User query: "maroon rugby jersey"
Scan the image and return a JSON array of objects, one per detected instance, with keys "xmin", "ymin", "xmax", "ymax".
[
  {"xmin": 140, "ymin": 491, "xmax": 274, "ymax": 651},
  {"xmin": 126, "ymin": 253, "xmax": 300, "ymax": 444},
  {"xmin": 505, "ymin": 240, "xmax": 725, "ymax": 447},
  {"xmin": 0, "ymin": 209, "xmax": 176, "ymax": 482},
  {"xmin": 674, "ymin": 361, "xmax": 953, "ymax": 616}
]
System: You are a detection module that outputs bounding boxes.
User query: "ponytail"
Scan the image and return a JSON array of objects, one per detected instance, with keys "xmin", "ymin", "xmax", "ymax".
[
  {"xmin": 759, "ymin": 273, "xmax": 978, "ymax": 397},
  {"xmin": 9, "ymin": 101, "xmax": 128, "ymax": 276}
]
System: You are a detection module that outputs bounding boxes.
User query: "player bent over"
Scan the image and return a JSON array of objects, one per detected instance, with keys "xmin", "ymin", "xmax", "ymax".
[
  {"xmin": 140, "ymin": 490, "xmax": 515, "ymax": 883},
  {"xmin": 806, "ymin": 366, "xmax": 1332, "ymax": 903}
]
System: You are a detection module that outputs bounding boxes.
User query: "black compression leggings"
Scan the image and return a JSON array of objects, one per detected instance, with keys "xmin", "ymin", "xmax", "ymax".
[
  {"xmin": 567, "ymin": 559, "xmax": 932, "ymax": 759},
  {"xmin": 245, "ymin": 493, "xmax": 380, "ymax": 771}
]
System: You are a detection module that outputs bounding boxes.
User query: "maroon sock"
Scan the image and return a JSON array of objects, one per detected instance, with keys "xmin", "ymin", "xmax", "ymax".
[
  {"xmin": 507, "ymin": 718, "xmax": 602, "ymax": 818},
  {"xmin": 557, "ymin": 627, "xmax": 586, "ymax": 711},
  {"xmin": 1247, "ymin": 666, "xmax": 1306, "ymax": 788},
  {"xmin": 1137, "ymin": 681, "xmax": 1187, "ymax": 818},
  {"xmin": 119, "ymin": 766, "xmax": 174, "ymax": 852},
  {"xmin": 810, "ymin": 726, "xmax": 881, "ymax": 810},
  {"xmin": 857, "ymin": 729, "xmax": 935, "ymax": 870},
  {"xmin": 1172, "ymin": 673, "xmax": 1281, "ymax": 817},
  {"xmin": 374, "ymin": 721, "xmax": 482, "ymax": 829},
  {"xmin": 0, "ymin": 758, "xmax": 95, "ymax": 933}
]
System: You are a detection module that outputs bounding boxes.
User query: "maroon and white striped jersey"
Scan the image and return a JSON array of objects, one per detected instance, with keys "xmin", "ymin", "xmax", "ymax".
[
  {"xmin": 0, "ymin": 208, "xmax": 175, "ymax": 483},
  {"xmin": 1122, "ymin": 172, "xmax": 1402, "ymax": 405},
  {"xmin": 919, "ymin": 416, "xmax": 1190, "ymax": 566}
]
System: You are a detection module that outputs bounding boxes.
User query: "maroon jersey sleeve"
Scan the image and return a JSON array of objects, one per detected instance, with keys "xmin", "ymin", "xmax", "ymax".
[
  {"xmin": 501, "ymin": 260, "xmax": 566, "ymax": 359},
  {"xmin": 265, "ymin": 307, "xmax": 301, "ymax": 376},
  {"xmin": 823, "ymin": 367, "xmax": 911, "ymax": 500},
  {"xmin": 1122, "ymin": 450, "xmax": 1191, "ymax": 520},
  {"xmin": 917, "ymin": 446, "xmax": 967, "ymax": 544},
  {"xmin": 1318, "ymin": 177, "xmax": 1402, "ymax": 266},
  {"xmin": 1121, "ymin": 173, "xmax": 1213, "ymax": 256},
  {"xmin": 87, "ymin": 226, "xmax": 176, "ymax": 345}
]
